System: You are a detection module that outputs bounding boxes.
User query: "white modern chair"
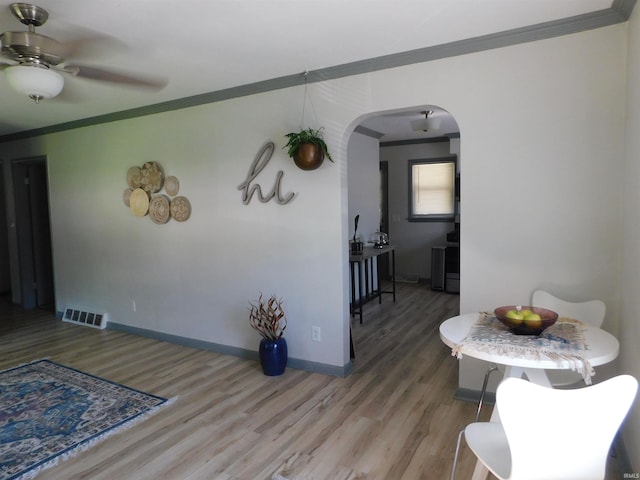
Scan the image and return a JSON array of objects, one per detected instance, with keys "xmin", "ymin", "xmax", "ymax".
[
  {"xmin": 451, "ymin": 290, "xmax": 607, "ymax": 480},
  {"xmin": 531, "ymin": 289, "xmax": 606, "ymax": 387},
  {"xmin": 463, "ymin": 375, "xmax": 637, "ymax": 480}
]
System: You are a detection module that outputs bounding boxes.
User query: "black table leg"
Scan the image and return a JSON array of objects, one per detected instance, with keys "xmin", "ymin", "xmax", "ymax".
[
  {"xmin": 391, "ymin": 249, "xmax": 396, "ymax": 302},
  {"xmin": 357, "ymin": 260, "xmax": 364, "ymax": 324},
  {"xmin": 350, "ymin": 261, "xmax": 356, "ymax": 318}
]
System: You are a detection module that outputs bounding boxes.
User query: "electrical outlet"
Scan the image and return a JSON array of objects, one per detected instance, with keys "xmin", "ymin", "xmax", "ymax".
[{"xmin": 311, "ymin": 326, "xmax": 321, "ymax": 342}]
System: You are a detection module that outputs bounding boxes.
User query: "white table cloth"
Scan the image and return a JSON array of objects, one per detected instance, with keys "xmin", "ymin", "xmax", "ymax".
[{"xmin": 440, "ymin": 312, "xmax": 619, "ymax": 387}]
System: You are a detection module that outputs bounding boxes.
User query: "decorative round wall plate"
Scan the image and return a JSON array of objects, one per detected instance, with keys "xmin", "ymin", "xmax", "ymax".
[
  {"xmin": 123, "ymin": 188, "xmax": 132, "ymax": 207},
  {"xmin": 140, "ymin": 161, "xmax": 164, "ymax": 193},
  {"xmin": 164, "ymin": 176, "xmax": 180, "ymax": 196},
  {"xmin": 170, "ymin": 196, "xmax": 191, "ymax": 222},
  {"xmin": 149, "ymin": 195, "xmax": 171, "ymax": 224},
  {"xmin": 129, "ymin": 188, "xmax": 150, "ymax": 217},
  {"xmin": 127, "ymin": 167, "xmax": 142, "ymax": 189}
]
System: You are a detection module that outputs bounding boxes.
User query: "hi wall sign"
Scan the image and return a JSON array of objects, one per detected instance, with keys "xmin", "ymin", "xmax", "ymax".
[{"xmin": 238, "ymin": 142, "xmax": 296, "ymax": 205}]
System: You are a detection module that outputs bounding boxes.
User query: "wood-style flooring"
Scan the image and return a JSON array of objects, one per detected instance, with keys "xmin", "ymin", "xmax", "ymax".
[{"xmin": 0, "ymin": 285, "xmax": 620, "ymax": 479}]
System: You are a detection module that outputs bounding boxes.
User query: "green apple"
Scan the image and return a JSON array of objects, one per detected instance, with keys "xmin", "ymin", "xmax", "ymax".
[
  {"xmin": 523, "ymin": 311, "xmax": 542, "ymax": 328},
  {"xmin": 505, "ymin": 309, "xmax": 524, "ymax": 321},
  {"xmin": 520, "ymin": 309, "xmax": 533, "ymax": 318}
]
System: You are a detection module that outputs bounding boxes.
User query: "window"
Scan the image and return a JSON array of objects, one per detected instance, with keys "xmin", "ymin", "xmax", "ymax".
[{"xmin": 408, "ymin": 157, "xmax": 456, "ymax": 221}]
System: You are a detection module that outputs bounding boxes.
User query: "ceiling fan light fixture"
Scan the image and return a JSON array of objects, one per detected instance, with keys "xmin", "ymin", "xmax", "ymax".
[
  {"xmin": 411, "ymin": 110, "xmax": 441, "ymax": 132},
  {"xmin": 5, "ymin": 64, "xmax": 64, "ymax": 103}
]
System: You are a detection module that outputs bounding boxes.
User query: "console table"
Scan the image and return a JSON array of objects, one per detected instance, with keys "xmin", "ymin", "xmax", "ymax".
[{"xmin": 349, "ymin": 245, "xmax": 396, "ymax": 324}]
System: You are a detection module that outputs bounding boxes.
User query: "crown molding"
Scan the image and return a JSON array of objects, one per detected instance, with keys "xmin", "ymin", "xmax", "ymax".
[
  {"xmin": 1, "ymin": 1, "xmax": 635, "ymax": 143},
  {"xmin": 380, "ymin": 137, "xmax": 451, "ymax": 148}
]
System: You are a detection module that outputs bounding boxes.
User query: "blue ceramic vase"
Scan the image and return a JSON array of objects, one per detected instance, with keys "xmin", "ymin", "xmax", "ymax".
[{"xmin": 259, "ymin": 337, "xmax": 287, "ymax": 376}]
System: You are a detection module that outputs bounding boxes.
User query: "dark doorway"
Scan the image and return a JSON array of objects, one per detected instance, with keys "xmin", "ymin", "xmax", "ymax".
[
  {"xmin": 0, "ymin": 163, "xmax": 10, "ymax": 297},
  {"xmin": 12, "ymin": 157, "xmax": 55, "ymax": 310}
]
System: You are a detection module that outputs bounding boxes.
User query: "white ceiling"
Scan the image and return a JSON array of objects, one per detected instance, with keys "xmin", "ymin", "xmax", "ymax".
[
  {"xmin": 0, "ymin": 0, "xmax": 622, "ymax": 141},
  {"xmin": 358, "ymin": 108, "xmax": 461, "ymax": 142}
]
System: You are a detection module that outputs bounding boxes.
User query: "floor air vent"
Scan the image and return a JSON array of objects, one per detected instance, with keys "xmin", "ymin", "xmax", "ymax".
[{"xmin": 63, "ymin": 307, "xmax": 107, "ymax": 329}]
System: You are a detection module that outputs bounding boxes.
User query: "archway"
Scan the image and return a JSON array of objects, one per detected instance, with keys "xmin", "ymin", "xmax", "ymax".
[{"xmin": 346, "ymin": 105, "xmax": 461, "ymax": 359}]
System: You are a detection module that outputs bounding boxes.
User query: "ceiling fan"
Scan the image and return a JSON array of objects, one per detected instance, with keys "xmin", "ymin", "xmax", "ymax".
[{"xmin": 0, "ymin": 3, "xmax": 167, "ymax": 103}]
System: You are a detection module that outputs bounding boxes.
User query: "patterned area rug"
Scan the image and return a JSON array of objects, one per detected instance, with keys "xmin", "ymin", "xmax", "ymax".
[{"xmin": 0, "ymin": 359, "xmax": 172, "ymax": 480}]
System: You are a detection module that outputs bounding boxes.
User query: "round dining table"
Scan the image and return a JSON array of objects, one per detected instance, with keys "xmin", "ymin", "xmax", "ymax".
[
  {"xmin": 439, "ymin": 312, "xmax": 619, "ymax": 387},
  {"xmin": 440, "ymin": 312, "xmax": 620, "ymax": 480}
]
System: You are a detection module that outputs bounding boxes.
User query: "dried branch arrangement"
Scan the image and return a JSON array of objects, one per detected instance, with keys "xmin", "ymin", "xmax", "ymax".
[{"xmin": 249, "ymin": 293, "xmax": 287, "ymax": 340}]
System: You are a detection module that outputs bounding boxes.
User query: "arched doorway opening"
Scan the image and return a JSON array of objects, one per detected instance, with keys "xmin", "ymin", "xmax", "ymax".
[{"xmin": 346, "ymin": 105, "xmax": 461, "ymax": 361}]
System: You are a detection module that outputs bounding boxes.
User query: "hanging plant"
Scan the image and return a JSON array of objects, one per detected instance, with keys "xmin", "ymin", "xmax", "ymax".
[{"xmin": 284, "ymin": 127, "xmax": 333, "ymax": 171}]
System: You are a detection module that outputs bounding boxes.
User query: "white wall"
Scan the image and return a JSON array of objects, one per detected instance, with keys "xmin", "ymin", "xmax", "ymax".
[
  {"xmin": 4, "ymin": 95, "xmax": 350, "ymax": 371},
  {"xmin": 347, "ymin": 132, "xmax": 380, "ymax": 245},
  {"xmin": 2, "ymin": 21, "xmax": 634, "ymax": 464},
  {"xmin": 455, "ymin": 26, "xmax": 626, "ymax": 398},
  {"xmin": 347, "ymin": 132, "xmax": 381, "ymax": 302},
  {"xmin": 621, "ymin": 6, "xmax": 640, "ymax": 470},
  {"xmin": 381, "ymin": 141, "xmax": 453, "ymax": 280}
]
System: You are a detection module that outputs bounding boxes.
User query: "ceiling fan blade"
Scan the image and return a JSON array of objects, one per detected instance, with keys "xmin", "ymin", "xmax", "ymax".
[
  {"xmin": 63, "ymin": 64, "xmax": 168, "ymax": 90},
  {"xmin": 53, "ymin": 31, "xmax": 130, "ymax": 63}
]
